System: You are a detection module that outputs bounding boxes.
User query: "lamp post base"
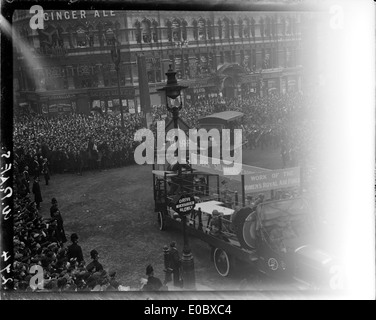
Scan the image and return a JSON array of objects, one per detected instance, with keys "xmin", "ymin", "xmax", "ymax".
[{"xmin": 181, "ymin": 249, "xmax": 196, "ymax": 290}]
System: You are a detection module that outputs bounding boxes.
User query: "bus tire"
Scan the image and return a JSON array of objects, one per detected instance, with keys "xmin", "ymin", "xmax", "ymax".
[
  {"xmin": 213, "ymin": 248, "xmax": 233, "ymax": 277},
  {"xmin": 157, "ymin": 211, "xmax": 166, "ymax": 231},
  {"xmin": 232, "ymin": 207, "xmax": 256, "ymax": 250}
]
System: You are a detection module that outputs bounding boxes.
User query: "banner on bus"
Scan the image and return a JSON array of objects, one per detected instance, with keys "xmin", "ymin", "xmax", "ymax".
[{"xmin": 244, "ymin": 167, "xmax": 300, "ymax": 193}]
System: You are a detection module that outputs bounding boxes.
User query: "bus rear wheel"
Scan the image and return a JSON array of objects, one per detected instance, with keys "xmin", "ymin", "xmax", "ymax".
[
  {"xmin": 157, "ymin": 211, "xmax": 166, "ymax": 231},
  {"xmin": 213, "ymin": 248, "xmax": 233, "ymax": 277}
]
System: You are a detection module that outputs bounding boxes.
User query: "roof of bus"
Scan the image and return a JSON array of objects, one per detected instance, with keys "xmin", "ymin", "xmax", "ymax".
[{"xmin": 199, "ymin": 111, "xmax": 244, "ymax": 123}]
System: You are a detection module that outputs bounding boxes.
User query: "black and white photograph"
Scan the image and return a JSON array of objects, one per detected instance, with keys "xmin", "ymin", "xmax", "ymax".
[{"xmin": 0, "ymin": 0, "xmax": 375, "ymax": 302}]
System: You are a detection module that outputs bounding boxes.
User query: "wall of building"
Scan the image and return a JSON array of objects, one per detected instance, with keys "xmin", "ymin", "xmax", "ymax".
[{"xmin": 13, "ymin": 10, "xmax": 303, "ymax": 115}]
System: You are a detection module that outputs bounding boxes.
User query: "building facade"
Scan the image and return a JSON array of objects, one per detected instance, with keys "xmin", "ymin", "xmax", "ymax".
[{"xmin": 13, "ymin": 9, "xmax": 303, "ymax": 117}]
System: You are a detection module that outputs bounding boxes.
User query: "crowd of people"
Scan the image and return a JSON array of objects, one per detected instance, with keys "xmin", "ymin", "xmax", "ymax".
[
  {"xmin": 151, "ymin": 91, "xmax": 319, "ymax": 170},
  {"xmin": 14, "ymin": 113, "xmax": 144, "ymax": 176},
  {"xmin": 11, "ymin": 89, "xmax": 318, "ymax": 291}
]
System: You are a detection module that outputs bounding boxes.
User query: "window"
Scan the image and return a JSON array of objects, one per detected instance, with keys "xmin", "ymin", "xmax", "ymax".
[
  {"xmin": 271, "ymin": 17, "xmax": 276, "ymax": 38},
  {"xmin": 166, "ymin": 20, "xmax": 172, "ymax": 42},
  {"xmin": 152, "ymin": 20, "xmax": 158, "ymax": 42},
  {"xmin": 238, "ymin": 18, "xmax": 243, "ymax": 38},
  {"xmin": 200, "ymin": 53, "xmax": 208, "ymax": 74},
  {"xmin": 223, "ymin": 17, "xmax": 230, "ymax": 39},
  {"xmin": 217, "ymin": 19, "xmax": 222, "ymax": 39},
  {"xmin": 192, "ymin": 20, "xmax": 198, "ymax": 40},
  {"xmin": 207, "ymin": 19, "xmax": 213, "ymax": 40},
  {"xmin": 230, "ymin": 19, "xmax": 235, "ymax": 39},
  {"xmin": 184, "ymin": 54, "xmax": 190, "ymax": 78},
  {"xmin": 259, "ymin": 17, "xmax": 264, "ymax": 38},
  {"xmin": 265, "ymin": 16, "xmax": 271, "ymax": 38},
  {"xmin": 172, "ymin": 18, "xmax": 181, "ymax": 42},
  {"xmin": 141, "ymin": 18, "xmax": 151, "ymax": 43},
  {"xmin": 182, "ymin": 19, "xmax": 188, "ymax": 41},
  {"xmin": 198, "ymin": 18, "xmax": 206, "ymax": 40},
  {"xmin": 76, "ymin": 26, "xmax": 87, "ymax": 48},
  {"xmin": 243, "ymin": 18, "xmax": 250, "ymax": 38},
  {"xmin": 135, "ymin": 20, "xmax": 141, "ymax": 44},
  {"xmin": 104, "ymin": 24, "xmax": 116, "ymax": 46},
  {"xmin": 251, "ymin": 17, "xmax": 255, "ymax": 38},
  {"xmin": 220, "ymin": 51, "xmax": 224, "ymax": 64}
]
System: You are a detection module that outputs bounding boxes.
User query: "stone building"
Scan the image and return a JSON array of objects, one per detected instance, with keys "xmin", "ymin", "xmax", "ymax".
[{"xmin": 13, "ymin": 9, "xmax": 303, "ymax": 117}]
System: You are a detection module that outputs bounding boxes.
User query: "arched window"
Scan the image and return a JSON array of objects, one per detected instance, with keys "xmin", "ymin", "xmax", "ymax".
[
  {"xmin": 181, "ymin": 19, "xmax": 188, "ymax": 41},
  {"xmin": 259, "ymin": 17, "xmax": 264, "ymax": 38},
  {"xmin": 230, "ymin": 18, "xmax": 235, "ymax": 39},
  {"xmin": 76, "ymin": 25, "xmax": 87, "ymax": 48},
  {"xmin": 217, "ymin": 19, "xmax": 222, "ymax": 39},
  {"xmin": 223, "ymin": 17, "xmax": 230, "ymax": 39},
  {"xmin": 166, "ymin": 19, "xmax": 172, "ymax": 42},
  {"xmin": 198, "ymin": 18, "xmax": 206, "ymax": 40},
  {"xmin": 192, "ymin": 19, "xmax": 198, "ymax": 40},
  {"xmin": 238, "ymin": 18, "xmax": 243, "ymax": 38},
  {"xmin": 134, "ymin": 20, "xmax": 141, "ymax": 44},
  {"xmin": 152, "ymin": 20, "xmax": 158, "ymax": 42},
  {"xmin": 271, "ymin": 17, "xmax": 276, "ymax": 38},
  {"xmin": 250, "ymin": 17, "xmax": 255, "ymax": 38},
  {"xmin": 265, "ymin": 16, "xmax": 271, "ymax": 38},
  {"xmin": 104, "ymin": 24, "xmax": 116, "ymax": 46},
  {"xmin": 141, "ymin": 18, "xmax": 151, "ymax": 43},
  {"xmin": 243, "ymin": 17, "xmax": 250, "ymax": 38},
  {"xmin": 207, "ymin": 19, "xmax": 212, "ymax": 40},
  {"xmin": 172, "ymin": 18, "xmax": 181, "ymax": 42},
  {"xmin": 87, "ymin": 24, "xmax": 94, "ymax": 47}
]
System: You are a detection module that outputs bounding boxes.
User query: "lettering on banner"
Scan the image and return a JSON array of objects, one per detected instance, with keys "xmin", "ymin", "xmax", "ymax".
[{"xmin": 244, "ymin": 167, "xmax": 300, "ymax": 192}]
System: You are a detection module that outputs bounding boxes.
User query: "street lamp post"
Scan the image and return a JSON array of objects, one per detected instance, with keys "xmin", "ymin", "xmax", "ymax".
[
  {"xmin": 111, "ymin": 40, "xmax": 125, "ymax": 128},
  {"xmin": 157, "ymin": 65, "xmax": 196, "ymax": 290}
]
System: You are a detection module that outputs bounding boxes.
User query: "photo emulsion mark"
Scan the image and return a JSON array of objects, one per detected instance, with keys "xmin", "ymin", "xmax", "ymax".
[{"xmin": 2, "ymin": 0, "xmax": 374, "ymax": 300}]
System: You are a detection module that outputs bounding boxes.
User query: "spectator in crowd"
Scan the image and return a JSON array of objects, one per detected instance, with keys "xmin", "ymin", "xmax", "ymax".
[
  {"xmin": 32, "ymin": 176, "xmax": 42, "ymax": 210},
  {"xmin": 86, "ymin": 249, "xmax": 103, "ymax": 273},
  {"xmin": 32, "ymin": 155, "xmax": 40, "ymax": 179},
  {"xmin": 42, "ymin": 158, "xmax": 50, "ymax": 186},
  {"xmin": 67, "ymin": 233, "xmax": 84, "ymax": 265},
  {"xmin": 23, "ymin": 165, "xmax": 30, "ymax": 194},
  {"xmin": 142, "ymin": 264, "xmax": 165, "ymax": 291},
  {"xmin": 168, "ymin": 241, "xmax": 182, "ymax": 288},
  {"xmin": 50, "ymin": 198, "xmax": 67, "ymax": 245}
]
